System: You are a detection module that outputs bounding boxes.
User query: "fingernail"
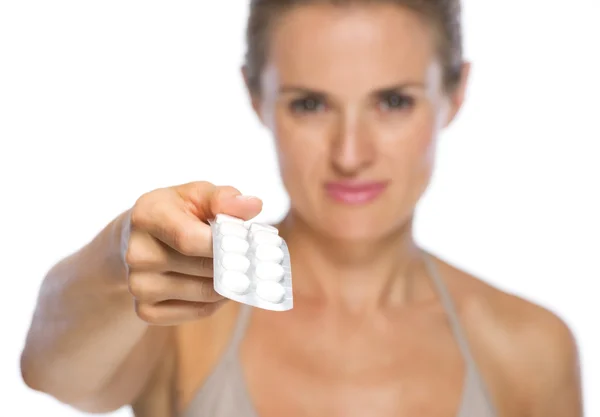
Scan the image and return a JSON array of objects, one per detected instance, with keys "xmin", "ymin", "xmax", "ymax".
[{"xmin": 236, "ymin": 195, "xmax": 258, "ymax": 200}]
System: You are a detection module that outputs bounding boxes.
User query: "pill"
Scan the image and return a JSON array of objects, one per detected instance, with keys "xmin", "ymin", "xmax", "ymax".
[
  {"xmin": 252, "ymin": 231, "xmax": 282, "ymax": 247},
  {"xmin": 221, "ymin": 270, "xmax": 251, "ymax": 294},
  {"xmin": 221, "ymin": 235, "xmax": 249, "ymax": 254},
  {"xmin": 255, "ymin": 244, "xmax": 284, "ymax": 263},
  {"xmin": 256, "ymin": 280, "xmax": 285, "ymax": 303},
  {"xmin": 215, "ymin": 214, "xmax": 245, "ymax": 225},
  {"xmin": 221, "ymin": 253, "xmax": 250, "ymax": 272},
  {"xmin": 210, "ymin": 218, "xmax": 293, "ymax": 311},
  {"xmin": 255, "ymin": 262, "xmax": 284, "ymax": 282},
  {"xmin": 219, "ymin": 222, "xmax": 248, "ymax": 239},
  {"xmin": 250, "ymin": 223, "xmax": 279, "ymax": 235}
]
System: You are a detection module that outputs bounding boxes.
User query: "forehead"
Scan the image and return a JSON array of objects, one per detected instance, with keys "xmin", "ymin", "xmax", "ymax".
[{"xmin": 264, "ymin": 3, "xmax": 440, "ymax": 92}]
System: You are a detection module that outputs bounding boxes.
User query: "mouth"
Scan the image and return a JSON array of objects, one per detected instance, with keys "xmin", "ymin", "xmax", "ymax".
[{"xmin": 323, "ymin": 180, "xmax": 389, "ymax": 205}]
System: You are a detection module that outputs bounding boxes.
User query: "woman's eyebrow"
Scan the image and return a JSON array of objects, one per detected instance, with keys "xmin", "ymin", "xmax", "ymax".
[
  {"xmin": 278, "ymin": 81, "xmax": 426, "ymax": 96},
  {"xmin": 278, "ymin": 85, "xmax": 327, "ymax": 96},
  {"xmin": 371, "ymin": 82, "xmax": 426, "ymax": 96}
]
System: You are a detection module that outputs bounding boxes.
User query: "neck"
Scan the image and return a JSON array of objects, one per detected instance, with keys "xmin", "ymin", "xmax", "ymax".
[{"xmin": 278, "ymin": 211, "xmax": 425, "ymax": 313}]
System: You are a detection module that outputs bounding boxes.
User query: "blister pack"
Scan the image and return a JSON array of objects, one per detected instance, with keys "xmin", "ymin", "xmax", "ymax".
[{"xmin": 209, "ymin": 214, "xmax": 293, "ymax": 311}]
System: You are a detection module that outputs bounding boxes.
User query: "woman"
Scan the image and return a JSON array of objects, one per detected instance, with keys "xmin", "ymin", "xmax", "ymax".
[{"xmin": 20, "ymin": 0, "xmax": 583, "ymax": 416}]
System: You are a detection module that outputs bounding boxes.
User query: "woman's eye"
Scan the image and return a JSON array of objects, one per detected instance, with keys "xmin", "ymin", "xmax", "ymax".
[
  {"xmin": 379, "ymin": 93, "xmax": 414, "ymax": 111},
  {"xmin": 290, "ymin": 97, "xmax": 325, "ymax": 113}
]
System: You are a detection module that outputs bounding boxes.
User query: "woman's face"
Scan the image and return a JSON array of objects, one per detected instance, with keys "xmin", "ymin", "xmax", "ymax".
[{"xmin": 250, "ymin": 3, "xmax": 468, "ymax": 241}]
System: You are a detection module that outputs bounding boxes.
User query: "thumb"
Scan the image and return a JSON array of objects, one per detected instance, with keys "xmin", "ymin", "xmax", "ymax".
[{"xmin": 209, "ymin": 186, "xmax": 263, "ymax": 221}]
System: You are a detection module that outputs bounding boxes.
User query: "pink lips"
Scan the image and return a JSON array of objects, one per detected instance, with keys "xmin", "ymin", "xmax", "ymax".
[{"xmin": 324, "ymin": 180, "xmax": 389, "ymax": 205}]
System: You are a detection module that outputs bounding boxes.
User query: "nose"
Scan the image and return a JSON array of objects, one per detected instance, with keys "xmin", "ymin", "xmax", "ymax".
[{"xmin": 330, "ymin": 111, "xmax": 376, "ymax": 176}]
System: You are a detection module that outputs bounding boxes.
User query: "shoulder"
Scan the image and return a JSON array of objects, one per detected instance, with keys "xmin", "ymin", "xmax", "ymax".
[{"xmin": 443, "ymin": 261, "xmax": 583, "ymax": 417}]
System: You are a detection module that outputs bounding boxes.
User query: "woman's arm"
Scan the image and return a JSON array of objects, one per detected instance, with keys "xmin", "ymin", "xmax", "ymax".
[
  {"xmin": 20, "ymin": 211, "xmax": 170, "ymax": 413},
  {"xmin": 20, "ymin": 182, "xmax": 262, "ymax": 413}
]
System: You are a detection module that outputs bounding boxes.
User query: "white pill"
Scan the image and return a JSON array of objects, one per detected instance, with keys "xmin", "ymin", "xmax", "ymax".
[
  {"xmin": 219, "ymin": 222, "xmax": 248, "ymax": 238},
  {"xmin": 221, "ymin": 270, "xmax": 251, "ymax": 294},
  {"xmin": 256, "ymin": 281, "xmax": 286, "ymax": 303},
  {"xmin": 221, "ymin": 235, "xmax": 249, "ymax": 254},
  {"xmin": 255, "ymin": 262, "xmax": 285, "ymax": 282},
  {"xmin": 221, "ymin": 253, "xmax": 250, "ymax": 272},
  {"xmin": 215, "ymin": 214, "xmax": 245, "ymax": 225},
  {"xmin": 255, "ymin": 244, "xmax": 284, "ymax": 263},
  {"xmin": 249, "ymin": 223, "xmax": 279, "ymax": 235},
  {"xmin": 252, "ymin": 231, "xmax": 282, "ymax": 247}
]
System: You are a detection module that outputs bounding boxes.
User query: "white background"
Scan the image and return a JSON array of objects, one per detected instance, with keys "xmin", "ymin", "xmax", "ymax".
[{"xmin": 1, "ymin": 1, "xmax": 598, "ymax": 415}]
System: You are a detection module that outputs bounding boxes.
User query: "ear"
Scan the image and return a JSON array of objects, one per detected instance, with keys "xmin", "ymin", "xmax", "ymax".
[
  {"xmin": 445, "ymin": 62, "xmax": 471, "ymax": 127},
  {"xmin": 241, "ymin": 65, "xmax": 264, "ymax": 122}
]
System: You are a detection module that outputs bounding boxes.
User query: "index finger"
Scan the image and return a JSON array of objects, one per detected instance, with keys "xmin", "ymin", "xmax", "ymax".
[
  {"xmin": 135, "ymin": 183, "xmax": 262, "ymax": 257},
  {"xmin": 135, "ymin": 200, "xmax": 214, "ymax": 257}
]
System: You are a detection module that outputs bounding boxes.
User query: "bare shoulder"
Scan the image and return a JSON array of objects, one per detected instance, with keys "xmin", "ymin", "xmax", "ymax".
[{"xmin": 436, "ymin": 258, "xmax": 583, "ymax": 417}]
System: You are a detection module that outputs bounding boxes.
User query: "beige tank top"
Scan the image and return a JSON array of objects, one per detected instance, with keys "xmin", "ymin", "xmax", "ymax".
[{"xmin": 180, "ymin": 254, "xmax": 497, "ymax": 416}]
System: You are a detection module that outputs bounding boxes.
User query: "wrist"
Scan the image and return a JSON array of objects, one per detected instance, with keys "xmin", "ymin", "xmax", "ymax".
[{"xmin": 82, "ymin": 210, "xmax": 132, "ymax": 287}]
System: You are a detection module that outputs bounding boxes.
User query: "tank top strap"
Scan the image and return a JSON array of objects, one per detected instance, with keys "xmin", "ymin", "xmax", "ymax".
[
  {"xmin": 423, "ymin": 252, "xmax": 473, "ymax": 361},
  {"xmin": 422, "ymin": 251, "xmax": 497, "ymax": 416}
]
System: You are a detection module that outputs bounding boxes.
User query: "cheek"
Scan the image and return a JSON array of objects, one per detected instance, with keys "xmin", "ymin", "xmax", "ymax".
[
  {"xmin": 272, "ymin": 109, "xmax": 329, "ymax": 195},
  {"xmin": 375, "ymin": 104, "xmax": 441, "ymax": 224},
  {"xmin": 381, "ymin": 106, "xmax": 439, "ymax": 176}
]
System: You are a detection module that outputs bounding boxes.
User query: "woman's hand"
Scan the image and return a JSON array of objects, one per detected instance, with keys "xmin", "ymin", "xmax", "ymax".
[{"xmin": 123, "ymin": 181, "xmax": 262, "ymax": 325}]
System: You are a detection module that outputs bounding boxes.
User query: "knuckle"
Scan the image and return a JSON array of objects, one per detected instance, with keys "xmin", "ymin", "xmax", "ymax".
[
  {"xmin": 194, "ymin": 181, "xmax": 214, "ymax": 189},
  {"xmin": 176, "ymin": 181, "xmax": 214, "ymax": 201},
  {"xmin": 127, "ymin": 272, "xmax": 146, "ymax": 298},
  {"xmin": 216, "ymin": 185, "xmax": 241, "ymax": 196},
  {"xmin": 124, "ymin": 244, "xmax": 140, "ymax": 269},
  {"xmin": 130, "ymin": 194, "xmax": 152, "ymax": 230},
  {"xmin": 124, "ymin": 234, "xmax": 151, "ymax": 268},
  {"xmin": 135, "ymin": 302, "xmax": 159, "ymax": 323},
  {"xmin": 130, "ymin": 189, "xmax": 170, "ymax": 230},
  {"xmin": 129, "ymin": 272, "xmax": 164, "ymax": 302},
  {"xmin": 124, "ymin": 247, "xmax": 140, "ymax": 269}
]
